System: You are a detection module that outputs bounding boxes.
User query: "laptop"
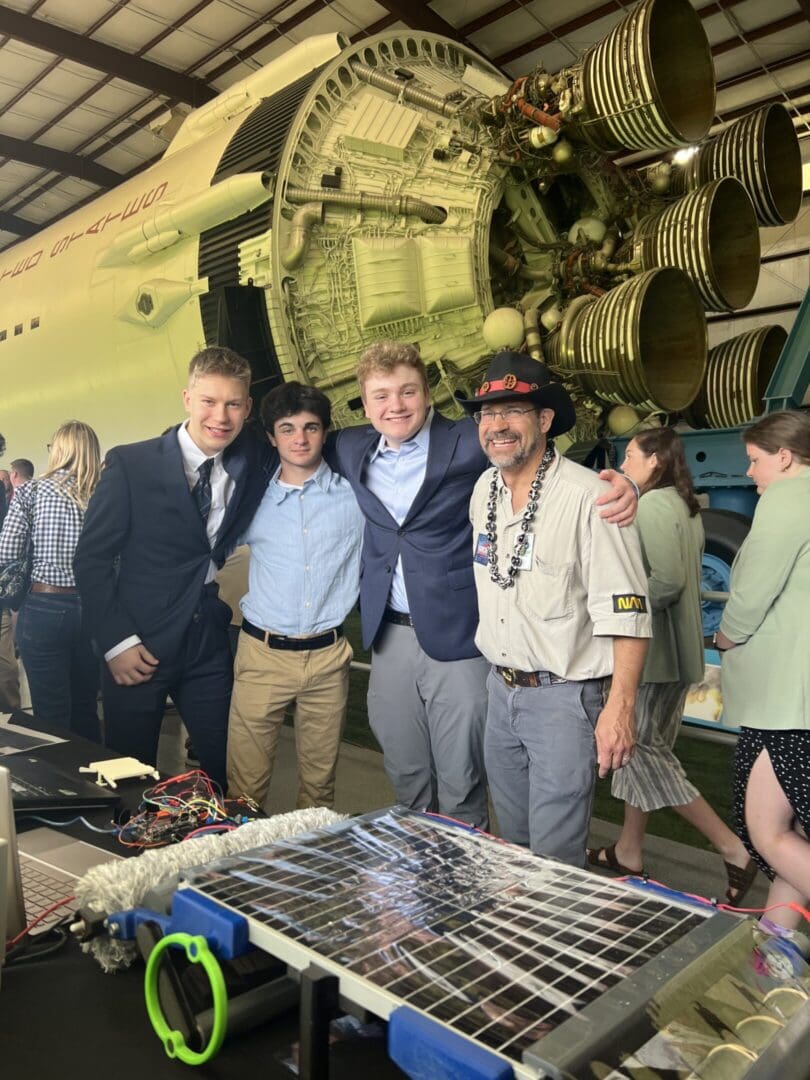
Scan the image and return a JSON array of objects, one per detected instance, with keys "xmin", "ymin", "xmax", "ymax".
[
  {"xmin": 1, "ymin": 765, "xmax": 119, "ymax": 970},
  {"xmin": 6, "ymin": 754, "xmax": 121, "ymax": 814}
]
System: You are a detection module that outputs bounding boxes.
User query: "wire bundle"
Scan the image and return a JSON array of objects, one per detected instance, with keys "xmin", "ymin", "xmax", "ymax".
[{"xmin": 117, "ymin": 770, "xmax": 262, "ymax": 849}]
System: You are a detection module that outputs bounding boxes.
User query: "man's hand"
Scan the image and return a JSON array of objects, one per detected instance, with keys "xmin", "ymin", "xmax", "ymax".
[
  {"xmin": 594, "ymin": 699, "xmax": 636, "ymax": 778},
  {"xmin": 596, "ymin": 469, "xmax": 637, "ymax": 526},
  {"xmin": 107, "ymin": 644, "xmax": 159, "ymax": 686}
]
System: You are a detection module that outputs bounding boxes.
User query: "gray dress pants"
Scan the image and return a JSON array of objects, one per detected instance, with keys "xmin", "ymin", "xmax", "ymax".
[{"xmin": 367, "ymin": 621, "xmax": 489, "ymax": 827}]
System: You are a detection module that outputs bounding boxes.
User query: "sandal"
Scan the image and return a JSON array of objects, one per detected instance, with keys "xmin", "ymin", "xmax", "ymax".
[
  {"xmin": 586, "ymin": 844, "xmax": 645, "ymax": 878},
  {"xmin": 725, "ymin": 858, "xmax": 758, "ymax": 906}
]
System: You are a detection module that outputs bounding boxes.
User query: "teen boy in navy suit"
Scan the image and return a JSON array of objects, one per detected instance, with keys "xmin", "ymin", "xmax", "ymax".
[{"xmin": 74, "ymin": 347, "xmax": 271, "ymax": 787}]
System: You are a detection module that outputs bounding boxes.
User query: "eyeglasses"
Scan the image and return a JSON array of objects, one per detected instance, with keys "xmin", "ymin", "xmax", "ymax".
[{"xmin": 472, "ymin": 406, "xmax": 536, "ymax": 425}]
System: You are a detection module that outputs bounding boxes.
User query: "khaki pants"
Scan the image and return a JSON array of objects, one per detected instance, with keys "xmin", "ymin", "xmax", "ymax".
[
  {"xmin": 227, "ymin": 630, "xmax": 352, "ymax": 809},
  {"xmin": 0, "ymin": 608, "xmax": 20, "ymax": 712}
]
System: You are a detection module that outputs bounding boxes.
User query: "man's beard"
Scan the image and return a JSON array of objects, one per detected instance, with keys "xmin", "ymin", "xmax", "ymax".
[{"xmin": 484, "ymin": 430, "xmax": 542, "ymax": 471}]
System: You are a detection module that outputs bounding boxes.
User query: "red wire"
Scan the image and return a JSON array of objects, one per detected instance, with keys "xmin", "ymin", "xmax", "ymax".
[{"xmin": 5, "ymin": 894, "xmax": 76, "ymax": 950}]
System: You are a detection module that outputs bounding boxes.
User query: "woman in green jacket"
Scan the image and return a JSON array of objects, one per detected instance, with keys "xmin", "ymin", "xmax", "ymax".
[
  {"xmin": 588, "ymin": 427, "xmax": 754, "ymax": 903},
  {"xmin": 716, "ymin": 410, "xmax": 810, "ymax": 934}
]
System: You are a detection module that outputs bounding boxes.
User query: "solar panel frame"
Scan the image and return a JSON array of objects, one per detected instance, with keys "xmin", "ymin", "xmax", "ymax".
[{"xmin": 182, "ymin": 808, "xmax": 737, "ymax": 1079}]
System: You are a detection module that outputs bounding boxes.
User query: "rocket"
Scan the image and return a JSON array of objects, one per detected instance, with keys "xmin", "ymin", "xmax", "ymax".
[{"xmin": 0, "ymin": 0, "xmax": 801, "ymax": 468}]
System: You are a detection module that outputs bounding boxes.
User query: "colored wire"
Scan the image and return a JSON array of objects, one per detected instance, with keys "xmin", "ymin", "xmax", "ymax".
[
  {"xmin": 114, "ymin": 770, "xmax": 258, "ymax": 849},
  {"xmin": 4, "ymin": 927, "xmax": 70, "ymax": 965},
  {"xmin": 5, "ymin": 894, "xmax": 76, "ymax": 950}
]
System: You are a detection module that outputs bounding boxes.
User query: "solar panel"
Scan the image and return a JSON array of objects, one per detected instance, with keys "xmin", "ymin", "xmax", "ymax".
[{"xmin": 184, "ymin": 808, "xmax": 730, "ymax": 1075}]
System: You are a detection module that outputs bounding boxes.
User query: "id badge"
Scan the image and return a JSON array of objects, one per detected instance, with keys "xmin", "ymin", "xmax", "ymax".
[
  {"xmin": 517, "ymin": 532, "xmax": 534, "ymax": 570},
  {"xmin": 474, "ymin": 534, "xmax": 490, "ymax": 565}
]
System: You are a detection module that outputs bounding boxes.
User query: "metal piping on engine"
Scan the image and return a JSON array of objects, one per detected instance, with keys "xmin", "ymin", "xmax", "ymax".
[
  {"xmin": 351, "ymin": 62, "xmax": 459, "ymax": 118},
  {"xmin": 489, "ymin": 245, "xmax": 553, "ymax": 282},
  {"xmin": 523, "ymin": 305, "xmax": 545, "ymax": 362},
  {"xmin": 281, "ymin": 202, "xmax": 325, "ymax": 270},
  {"xmin": 285, "ymin": 186, "xmax": 447, "ymax": 224}
]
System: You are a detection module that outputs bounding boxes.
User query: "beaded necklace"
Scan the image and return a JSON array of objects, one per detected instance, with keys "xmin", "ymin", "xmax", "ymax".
[{"xmin": 486, "ymin": 443, "xmax": 555, "ymax": 589}]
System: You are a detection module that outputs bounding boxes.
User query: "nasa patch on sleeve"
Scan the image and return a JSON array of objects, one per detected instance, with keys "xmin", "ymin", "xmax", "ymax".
[{"xmin": 612, "ymin": 593, "xmax": 648, "ymax": 613}]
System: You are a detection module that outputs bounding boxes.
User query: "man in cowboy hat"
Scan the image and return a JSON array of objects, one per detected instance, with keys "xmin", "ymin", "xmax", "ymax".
[
  {"xmin": 330, "ymin": 341, "xmax": 638, "ymax": 830},
  {"xmin": 461, "ymin": 350, "xmax": 651, "ymax": 866}
]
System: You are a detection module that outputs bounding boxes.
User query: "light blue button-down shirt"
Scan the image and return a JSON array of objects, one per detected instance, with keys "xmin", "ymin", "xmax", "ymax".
[
  {"xmin": 240, "ymin": 460, "xmax": 364, "ymax": 635},
  {"xmin": 363, "ymin": 408, "xmax": 434, "ymax": 613}
]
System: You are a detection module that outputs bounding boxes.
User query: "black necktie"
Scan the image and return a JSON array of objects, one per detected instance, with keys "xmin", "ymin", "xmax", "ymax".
[{"xmin": 193, "ymin": 458, "xmax": 214, "ymax": 523}]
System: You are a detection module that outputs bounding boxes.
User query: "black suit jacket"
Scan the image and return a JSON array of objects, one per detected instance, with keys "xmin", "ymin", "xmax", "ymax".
[{"xmin": 74, "ymin": 426, "xmax": 272, "ymax": 664}]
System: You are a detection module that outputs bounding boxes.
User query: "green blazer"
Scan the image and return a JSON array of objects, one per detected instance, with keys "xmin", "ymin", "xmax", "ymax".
[
  {"xmin": 636, "ymin": 486, "xmax": 705, "ymax": 684},
  {"xmin": 720, "ymin": 469, "xmax": 810, "ymax": 730}
]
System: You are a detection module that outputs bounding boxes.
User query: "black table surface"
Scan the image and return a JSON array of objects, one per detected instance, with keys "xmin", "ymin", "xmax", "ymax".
[{"xmin": 2, "ymin": 712, "xmax": 403, "ymax": 1080}]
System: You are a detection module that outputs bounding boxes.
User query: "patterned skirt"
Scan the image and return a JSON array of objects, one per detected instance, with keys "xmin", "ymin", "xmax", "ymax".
[
  {"xmin": 611, "ymin": 680, "xmax": 699, "ymax": 813},
  {"xmin": 733, "ymin": 727, "xmax": 810, "ymax": 881}
]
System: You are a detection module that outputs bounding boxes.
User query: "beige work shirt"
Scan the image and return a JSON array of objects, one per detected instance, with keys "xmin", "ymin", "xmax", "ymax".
[{"xmin": 470, "ymin": 452, "xmax": 651, "ymax": 679}]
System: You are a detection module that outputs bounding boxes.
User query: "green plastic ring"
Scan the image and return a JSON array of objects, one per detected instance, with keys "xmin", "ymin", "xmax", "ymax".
[{"xmin": 144, "ymin": 933, "xmax": 228, "ymax": 1066}]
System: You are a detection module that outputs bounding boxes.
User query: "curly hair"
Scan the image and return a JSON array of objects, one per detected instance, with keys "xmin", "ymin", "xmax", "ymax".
[
  {"xmin": 356, "ymin": 341, "xmax": 428, "ymax": 394},
  {"xmin": 260, "ymin": 381, "xmax": 331, "ymax": 432},
  {"xmin": 633, "ymin": 427, "xmax": 701, "ymax": 517}
]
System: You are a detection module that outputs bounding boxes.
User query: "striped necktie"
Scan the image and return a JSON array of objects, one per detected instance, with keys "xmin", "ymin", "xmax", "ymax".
[{"xmin": 192, "ymin": 458, "xmax": 214, "ymax": 523}]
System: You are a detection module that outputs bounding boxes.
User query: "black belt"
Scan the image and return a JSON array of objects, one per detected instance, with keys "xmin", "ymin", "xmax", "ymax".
[
  {"xmin": 382, "ymin": 607, "xmax": 414, "ymax": 627},
  {"xmin": 241, "ymin": 618, "xmax": 343, "ymax": 651},
  {"xmin": 496, "ymin": 666, "xmax": 568, "ymax": 688}
]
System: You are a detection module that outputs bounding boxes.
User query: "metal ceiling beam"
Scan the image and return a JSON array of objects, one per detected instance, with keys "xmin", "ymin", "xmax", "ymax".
[
  {"xmin": 371, "ymin": 0, "xmax": 461, "ymax": 39},
  {"xmin": 484, "ymin": 0, "xmax": 747, "ymax": 65},
  {"xmin": 0, "ymin": 3, "xmax": 216, "ymax": 105},
  {"xmin": 350, "ymin": 14, "xmax": 398, "ymax": 42},
  {"xmin": 712, "ymin": 13, "xmax": 807, "ymax": 56},
  {"xmin": 718, "ymin": 81, "xmax": 810, "ymax": 123},
  {"xmin": 0, "ymin": 134, "xmax": 121, "ymax": 187},
  {"xmin": 0, "ymin": 211, "xmax": 38, "ymax": 237},
  {"xmin": 716, "ymin": 49, "xmax": 810, "ymax": 92}
]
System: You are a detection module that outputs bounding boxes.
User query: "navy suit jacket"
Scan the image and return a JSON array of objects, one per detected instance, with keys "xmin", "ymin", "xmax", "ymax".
[
  {"xmin": 332, "ymin": 412, "xmax": 488, "ymax": 662},
  {"xmin": 74, "ymin": 426, "xmax": 272, "ymax": 664}
]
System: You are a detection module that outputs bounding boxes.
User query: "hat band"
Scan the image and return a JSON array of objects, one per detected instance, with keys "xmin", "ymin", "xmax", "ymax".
[{"xmin": 476, "ymin": 377, "xmax": 539, "ymax": 397}]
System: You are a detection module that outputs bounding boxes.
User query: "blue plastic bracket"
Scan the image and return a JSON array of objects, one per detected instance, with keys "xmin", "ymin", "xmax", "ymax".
[
  {"xmin": 388, "ymin": 1006, "xmax": 514, "ymax": 1080},
  {"xmin": 107, "ymin": 888, "xmax": 250, "ymax": 960}
]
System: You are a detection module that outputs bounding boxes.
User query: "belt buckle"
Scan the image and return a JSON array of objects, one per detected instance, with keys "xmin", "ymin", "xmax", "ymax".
[{"xmin": 501, "ymin": 667, "xmax": 516, "ymax": 687}]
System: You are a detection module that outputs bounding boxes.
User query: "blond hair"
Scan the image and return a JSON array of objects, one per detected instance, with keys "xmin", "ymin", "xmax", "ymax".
[
  {"xmin": 356, "ymin": 341, "xmax": 428, "ymax": 394},
  {"xmin": 43, "ymin": 421, "xmax": 101, "ymax": 509},
  {"xmin": 188, "ymin": 347, "xmax": 251, "ymax": 391}
]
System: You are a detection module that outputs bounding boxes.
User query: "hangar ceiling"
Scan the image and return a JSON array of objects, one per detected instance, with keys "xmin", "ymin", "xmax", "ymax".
[{"xmin": 0, "ymin": 0, "xmax": 808, "ymax": 254}]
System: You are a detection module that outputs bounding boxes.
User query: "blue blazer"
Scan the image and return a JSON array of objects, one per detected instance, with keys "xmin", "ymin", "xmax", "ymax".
[
  {"xmin": 332, "ymin": 412, "xmax": 487, "ymax": 661},
  {"xmin": 74, "ymin": 426, "xmax": 272, "ymax": 663}
]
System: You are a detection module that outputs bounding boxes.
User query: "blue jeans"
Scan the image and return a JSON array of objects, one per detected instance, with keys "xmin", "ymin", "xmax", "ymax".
[{"xmin": 16, "ymin": 592, "xmax": 101, "ymax": 742}]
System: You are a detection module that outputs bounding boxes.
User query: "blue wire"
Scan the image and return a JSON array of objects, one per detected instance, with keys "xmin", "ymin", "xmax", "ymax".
[{"xmin": 20, "ymin": 814, "xmax": 119, "ymax": 835}]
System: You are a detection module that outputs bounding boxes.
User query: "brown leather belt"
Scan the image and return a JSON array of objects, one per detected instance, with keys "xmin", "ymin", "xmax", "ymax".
[
  {"xmin": 496, "ymin": 666, "xmax": 568, "ymax": 688},
  {"xmin": 30, "ymin": 583, "xmax": 79, "ymax": 595},
  {"xmin": 241, "ymin": 618, "xmax": 342, "ymax": 651}
]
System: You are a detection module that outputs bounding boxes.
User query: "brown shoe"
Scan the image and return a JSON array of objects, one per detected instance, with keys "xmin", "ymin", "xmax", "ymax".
[
  {"xmin": 587, "ymin": 843, "xmax": 645, "ymax": 878},
  {"xmin": 724, "ymin": 858, "xmax": 758, "ymax": 906}
]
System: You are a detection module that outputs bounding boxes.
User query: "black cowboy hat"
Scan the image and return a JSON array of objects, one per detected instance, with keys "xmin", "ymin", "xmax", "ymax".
[{"xmin": 455, "ymin": 350, "xmax": 576, "ymax": 436}]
